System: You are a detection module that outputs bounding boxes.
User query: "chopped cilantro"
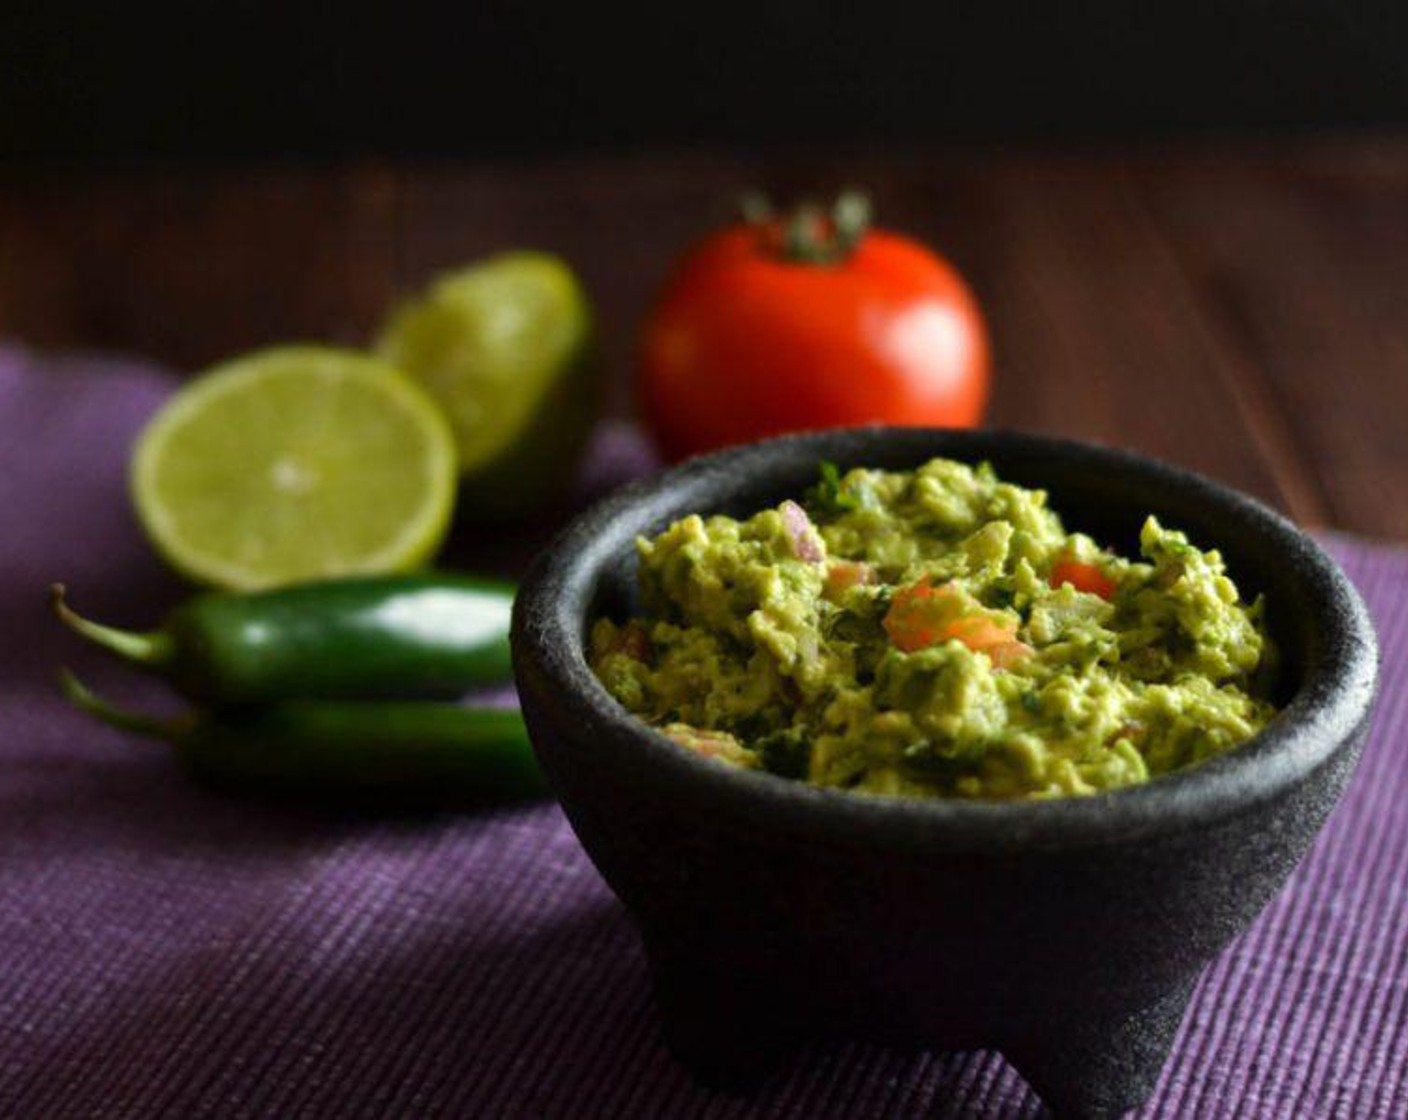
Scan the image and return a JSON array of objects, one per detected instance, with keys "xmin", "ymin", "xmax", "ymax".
[{"xmin": 806, "ymin": 460, "xmax": 861, "ymax": 517}]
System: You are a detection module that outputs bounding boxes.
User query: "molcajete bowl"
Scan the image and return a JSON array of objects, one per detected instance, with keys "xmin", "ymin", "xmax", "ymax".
[{"xmin": 510, "ymin": 428, "xmax": 1377, "ymax": 1120}]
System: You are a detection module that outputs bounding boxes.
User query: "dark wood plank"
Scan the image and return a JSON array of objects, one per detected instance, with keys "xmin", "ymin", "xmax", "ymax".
[
  {"xmin": 0, "ymin": 167, "xmax": 396, "ymax": 372},
  {"xmin": 390, "ymin": 154, "xmax": 765, "ymax": 413},
  {"xmin": 390, "ymin": 150, "xmax": 1298, "ymax": 520},
  {"xmin": 840, "ymin": 152, "xmax": 1302, "ymax": 519},
  {"xmin": 3, "ymin": 142, "xmax": 1405, "ymax": 537},
  {"xmin": 1131, "ymin": 142, "xmax": 1408, "ymax": 537}
]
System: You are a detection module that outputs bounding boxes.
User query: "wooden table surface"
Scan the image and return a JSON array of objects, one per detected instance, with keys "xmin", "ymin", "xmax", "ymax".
[{"xmin": 3, "ymin": 138, "xmax": 1406, "ymax": 538}]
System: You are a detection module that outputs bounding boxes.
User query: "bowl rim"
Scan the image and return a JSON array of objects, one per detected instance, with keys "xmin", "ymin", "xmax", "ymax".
[{"xmin": 513, "ymin": 427, "xmax": 1379, "ymax": 850}]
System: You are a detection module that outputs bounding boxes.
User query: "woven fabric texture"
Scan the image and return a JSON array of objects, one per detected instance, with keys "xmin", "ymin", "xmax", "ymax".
[{"xmin": 1, "ymin": 347, "xmax": 1403, "ymax": 1118}]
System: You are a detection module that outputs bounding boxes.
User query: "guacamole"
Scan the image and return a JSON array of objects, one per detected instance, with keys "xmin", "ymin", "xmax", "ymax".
[{"xmin": 590, "ymin": 458, "xmax": 1276, "ymax": 800}]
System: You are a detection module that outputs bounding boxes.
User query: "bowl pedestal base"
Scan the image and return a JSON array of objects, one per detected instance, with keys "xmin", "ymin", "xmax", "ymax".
[{"xmin": 649, "ymin": 946, "xmax": 1196, "ymax": 1120}]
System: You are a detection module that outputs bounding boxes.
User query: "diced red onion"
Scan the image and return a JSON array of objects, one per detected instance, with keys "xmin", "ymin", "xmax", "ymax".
[{"xmin": 780, "ymin": 500, "xmax": 826, "ymax": 563}]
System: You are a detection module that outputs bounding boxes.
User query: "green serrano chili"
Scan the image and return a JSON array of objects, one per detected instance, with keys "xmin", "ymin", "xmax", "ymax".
[
  {"xmin": 51, "ymin": 574, "xmax": 515, "ymax": 704},
  {"xmin": 60, "ymin": 671, "xmax": 547, "ymax": 808}
]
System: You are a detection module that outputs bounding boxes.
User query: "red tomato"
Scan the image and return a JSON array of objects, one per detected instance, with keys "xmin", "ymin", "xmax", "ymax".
[
  {"xmin": 883, "ymin": 581, "xmax": 956, "ymax": 653},
  {"xmin": 882, "ymin": 581, "xmax": 1030, "ymax": 666},
  {"xmin": 637, "ymin": 197, "xmax": 990, "ymax": 461},
  {"xmin": 1049, "ymin": 559, "xmax": 1118, "ymax": 601}
]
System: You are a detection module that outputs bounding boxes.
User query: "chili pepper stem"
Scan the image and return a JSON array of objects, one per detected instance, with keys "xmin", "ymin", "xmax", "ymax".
[
  {"xmin": 50, "ymin": 584, "xmax": 173, "ymax": 667},
  {"xmin": 57, "ymin": 668, "xmax": 190, "ymax": 742}
]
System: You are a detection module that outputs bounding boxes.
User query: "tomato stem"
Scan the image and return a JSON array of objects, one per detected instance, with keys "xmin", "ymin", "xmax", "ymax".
[
  {"xmin": 738, "ymin": 191, "xmax": 774, "ymax": 225},
  {"xmin": 832, "ymin": 191, "xmax": 871, "ymax": 251},
  {"xmin": 742, "ymin": 190, "xmax": 872, "ymax": 265}
]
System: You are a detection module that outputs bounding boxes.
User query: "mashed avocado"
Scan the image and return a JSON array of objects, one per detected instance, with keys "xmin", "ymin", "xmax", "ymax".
[{"xmin": 590, "ymin": 458, "xmax": 1277, "ymax": 800}]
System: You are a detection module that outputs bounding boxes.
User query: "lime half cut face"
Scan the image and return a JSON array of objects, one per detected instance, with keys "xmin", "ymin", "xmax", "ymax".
[{"xmin": 131, "ymin": 346, "xmax": 457, "ymax": 590}]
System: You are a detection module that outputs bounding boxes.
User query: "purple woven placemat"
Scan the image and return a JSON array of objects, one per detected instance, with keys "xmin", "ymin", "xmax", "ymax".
[{"xmin": 1, "ymin": 346, "xmax": 1404, "ymax": 1119}]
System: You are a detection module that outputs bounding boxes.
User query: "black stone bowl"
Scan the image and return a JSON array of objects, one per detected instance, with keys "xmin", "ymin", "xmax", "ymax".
[{"xmin": 511, "ymin": 428, "xmax": 1378, "ymax": 1120}]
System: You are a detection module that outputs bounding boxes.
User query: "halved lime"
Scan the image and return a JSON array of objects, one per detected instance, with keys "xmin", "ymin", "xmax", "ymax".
[
  {"xmin": 376, "ymin": 251, "xmax": 598, "ymax": 512},
  {"xmin": 131, "ymin": 346, "xmax": 457, "ymax": 590}
]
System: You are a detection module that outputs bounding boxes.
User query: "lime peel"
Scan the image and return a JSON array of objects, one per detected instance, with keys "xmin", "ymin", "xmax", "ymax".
[{"xmin": 376, "ymin": 251, "xmax": 597, "ymax": 491}]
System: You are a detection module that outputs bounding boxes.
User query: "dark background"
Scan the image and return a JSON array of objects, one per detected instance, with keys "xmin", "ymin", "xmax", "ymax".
[{"xmin": 4, "ymin": 1, "xmax": 1407, "ymax": 163}]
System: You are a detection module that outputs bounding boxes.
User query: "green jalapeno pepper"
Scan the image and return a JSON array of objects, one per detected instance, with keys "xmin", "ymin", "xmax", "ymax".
[
  {"xmin": 59, "ymin": 670, "xmax": 547, "ymax": 809},
  {"xmin": 51, "ymin": 574, "xmax": 515, "ymax": 704}
]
